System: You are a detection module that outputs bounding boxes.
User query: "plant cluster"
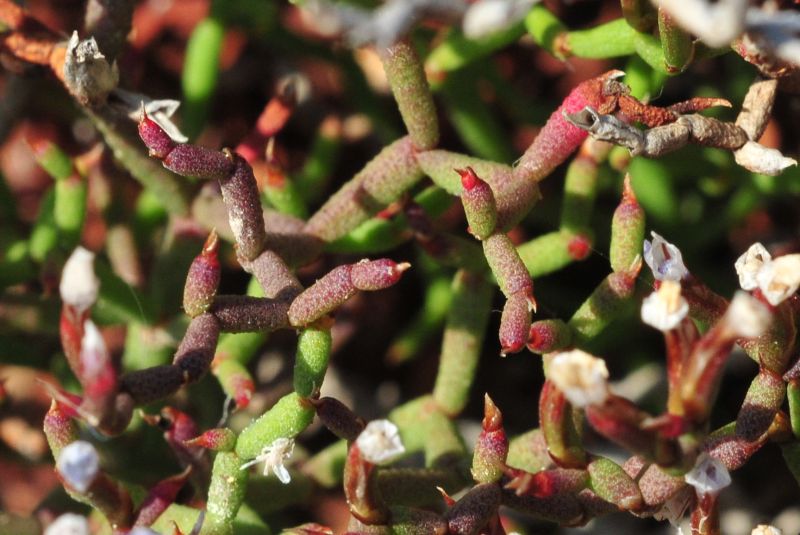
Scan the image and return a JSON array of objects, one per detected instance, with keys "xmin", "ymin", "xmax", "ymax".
[{"xmin": 2, "ymin": 0, "xmax": 800, "ymax": 534}]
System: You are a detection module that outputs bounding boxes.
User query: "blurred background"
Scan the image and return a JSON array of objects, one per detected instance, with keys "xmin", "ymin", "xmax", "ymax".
[{"xmin": 1, "ymin": 0, "xmax": 799, "ymax": 533}]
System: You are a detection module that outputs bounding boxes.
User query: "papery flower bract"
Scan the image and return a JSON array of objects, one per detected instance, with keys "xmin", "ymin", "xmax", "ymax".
[
  {"xmin": 44, "ymin": 513, "xmax": 89, "ymax": 535},
  {"xmin": 755, "ymin": 254, "xmax": 800, "ymax": 306},
  {"xmin": 751, "ymin": 525, "xmax": 782, "ymax": 535},
  {"xmin": 735, "ymin": 242, "xmax": 772, "ymax": 291},
  {"xmin": 113, "ymin": 88, "xmax": 188, "ymax": 143},
  {"xmin": 643, "ymin": 232, "xmax": 689, "ymax": 282},
  {"xmin": 641, "ymin": 280, "xmax": 689, "ymax": 331},
  {"xmin": 240, "ymin": 437, "xmax": 295, "ymax": 484},
  {"xmin": 724, "ymin": 291, "xmax": 772, "ymax": 338},
  {"xmin": 548, "ymin": 350, "xmax": 609, "ymax": 408},
  {"xmin": 684, "ymin": 452, "xmax": 731, "ymax": 497},
  {"xmin": 355, "ymin": 419, "xmax": 405, "ymax": 464},
  {"xmin": 653, "ymin": 0, "xmax": 746, "ymax": 48},
  {"xmin": 56, "ymin": 440, "xmax": 100, "ymax": 493},
  {"xmin": 60, "ymin": 247, "xmax": 100, "ymax": 313}
]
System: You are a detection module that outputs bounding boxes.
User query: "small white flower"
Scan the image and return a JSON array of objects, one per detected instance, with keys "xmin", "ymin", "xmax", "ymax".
[
  {"xmin": 356, "ymin": 419, "xmax": 405, "ymax": 464},
  {"xmin": 44, "ymin": 513, "xmax": 89, "ymax": 535},
  {"xmin": 684, "ymin": 452, "xmax": 731, "ymax": 497},
  {"xmin": 56, "ymin": 440, "xmax": 100, "ymax": 493},
  {"xmin": 756, "ymin": 254, "xmax": 800, "ymax": 306},
  {"xmin": 60, "ymin": 247, "xmax": 100, "ymax": 313},
  {"xmin": 548, "ymin": 350, "xmax": 609, "ymax": 408},
  {"xmin": 723, "ymin": 291, "xmax": 772, "ymax": 338},
  {"xmin": 735, "ymin": 243, "xmax": 772, "ymax": 291},
  {"xmin": 462, "ymin": 0, "xmax": 538, "ymax": 39},
  {"xmin": 240, "ymin": 437, "xmax": 295, "ymax": 484},
  {"xmin": 751, "ymin": 525, "xmax": 782, "ymax": 535},
  {"xmin": 643, "ymin": 232, "xmax": 689, "ymax": 282},
  {"xmin": 128, "ymin": 528, "xmax": 161, "ymax": 535},
  {"xmin": 641, "ymin": 280, "xmax": 689, "ymax": 331}
]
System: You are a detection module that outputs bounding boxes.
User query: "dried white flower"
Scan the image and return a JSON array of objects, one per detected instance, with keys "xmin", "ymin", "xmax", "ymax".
[
  {"xmin": 644, "ymin": 232, "xmax": 689, "ymax": 282},
  {"xmin": 735, "ymin": 243, "xmax": 772, "ymax": 291},
  {"xmin": 734, "ymin": 141, "xmax": 797, "ymax": 177},
  {"xmin": 56, "ymin": 441, "xmax": 100, "ymax": 493},
  {"xmin": 240, "ymin": 437, "xmax": 295, "ymax": 483},
  {"xmin": 653, "ymin": 0, "xmax": 747, "ymax": 48},
  {"xmin": 684, "ymin": 452, "xmax": 731, "ymax": 497},
  {"xmin": 44, "ymin": 513, "xmax": 89, "ymax": 535},
  {"xmin": 756, "ymin": 254, "xmax": 800, "ymax": 306},
  {"xmin": 301, "ymin": 0, "xmax": 466, "ymax": 48},
  {"xmin": 548, "ymin": 350, "xmax": 609, "ymax": 408},
  {"xmin": 641, "ymin": 280, "xmax": 689, "ymax": 331},
  {"xmin": 60, "ymin": 247, "xmax": 100, "ymax": 313},
  {"xmin": 723, "ymin": 291, "xmax": 772, "ymax": 338},
  {"xmin": 128, "ymin": 528, "xmax": 161, "ymax": 535},
  {"xmin": 462, "ymin": 0, "xmax": 538, "ymax": 39},
  {"xmin": 751, "ymin": 525, "xmax": 782, "ymax": 535},
  {"xmin": 356, "ymin": 419, "xmax": 405, "ymax": 464},
  {"xmin": 64, "ymin": 31, "xmax": 119, "ymax": 107}
]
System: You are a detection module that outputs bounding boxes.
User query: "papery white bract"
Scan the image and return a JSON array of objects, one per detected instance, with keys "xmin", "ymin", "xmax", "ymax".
[
  {"xmin": 129, "ymin": 528, "xmax": 161, "ymax": 535},
  {"xmin": 356, "ymin": 419, "xmax": 405, "ymax": 464},
  {"xmin": 548, "ymin": 350, "xmax": 609, "ymax": 408},
  {"xmin": 643, "ymin": 232, "xmax": 689, "ymax": 282},
  {"xmin": 684, "ymin": 453, "xmax": 731, "ymax": 497},
  {"xmin": 113, "ymin": 88, "xmax": 188, "ymax": 143},
  {"xmin": 652, "ymin": 487, "xmax": 693, "ymax": 527},
  {"xmin": 751, "ymin": 525, "xmax": 783, "ymax": 535}
]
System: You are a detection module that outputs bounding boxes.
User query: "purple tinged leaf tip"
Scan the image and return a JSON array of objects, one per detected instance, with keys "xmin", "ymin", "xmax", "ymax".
[
  {"xmin": 138, "ymin": 108, "xmax": 175, "ymax": 160},
  {"xmin": 350, "ymin": 259, "xmax": 410, "ymax": 291}
]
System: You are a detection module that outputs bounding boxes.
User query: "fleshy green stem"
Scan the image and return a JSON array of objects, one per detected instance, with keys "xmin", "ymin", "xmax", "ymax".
[
  {"xmin": 182, "ymin": 13, "xmax": 224, "ymax": 139},
  {"xmin": 433, "ymin": 270, "xmax": 493, "ymax": 416}
]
